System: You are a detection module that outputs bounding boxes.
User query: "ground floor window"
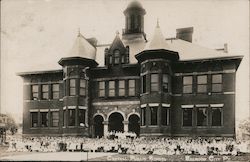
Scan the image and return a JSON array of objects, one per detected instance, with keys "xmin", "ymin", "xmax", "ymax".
[
  {"xmin": 212, "ymin": 108, "xmax": 222, "ymax": 126},
  {"xmin": 63, "ymin": 110, "xmax": 67, "ymax": 126},
  {"xmin": 31, "ymin": 112, "xmax": 38, "ymax": 127},
  {"xmin": 68, "ymin": 109, "xmax": 75, "ymax": 126},
  {"xmin": 40, "ymin": 112, "xmax": 48, "ymax": 127},
  {"xmin": 183, "ymin": 108, "xmax": 192, "ymax": 126},
  {"xmin": 150, "ymin": 106, "xmax": 158, "ymax": 125},
  {"xmin": 161, "ymin": 108, "xmax": 170, "ymax": 126},
  {"xmin": 197, "ymin": 107, "xmax": 208, "ymax": 126},
  {"xmin": 51, "ymin": 111, "xmax": 59, "ymax": 127},
  {"xmin": 141, "ymin": 108, "xmax": 146, "ymax": 126},
  {"xmin": 79, "ymin": 109, "xmax": 86, "ymax": 126}
]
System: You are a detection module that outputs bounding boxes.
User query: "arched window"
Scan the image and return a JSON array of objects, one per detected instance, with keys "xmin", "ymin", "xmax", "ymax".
[{"xmin": 114, "ymin": 50, "xmax": 120, "ymax": 64}]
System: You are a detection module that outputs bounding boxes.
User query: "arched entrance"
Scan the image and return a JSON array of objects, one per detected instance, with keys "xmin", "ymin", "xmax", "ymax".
[
  {"xmin": 94, "ymin": 115, "xmax": 104, "ymax": 138},
  {"xmin": 128, "ymin": 114, "xmax": 140, "ymax": 136},
  {"xmin": 108, "ymin": 112, "xmax": 124, "ymax": 132}
]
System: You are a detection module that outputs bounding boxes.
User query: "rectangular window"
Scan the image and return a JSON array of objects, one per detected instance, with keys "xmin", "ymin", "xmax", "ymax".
[
  {"xmin": 141, "ymin": 107, "xmax": 146, "ymax": 126},
  {"xmin": 212, "ymin": 108, "xmax": 222, "ymax": 126},
  {"xmin": 32, "ymin": 85, "xmax": 39, "ymax": 100},
  {"xmin": 52, "ymin": 84, "xmax": 59, "ymax": 99},
  {"xmin": 118, "ymin": 80, "xmax": 125, "ymax": 96},
  {"xmin": 128, "ymin": 80, "xmax": 135, "ymax": 96},
  {"xmin": 68, "ymin": 109, "xmax": 75, "ymax": 126},
  {"xmin": 183, "ymin": 76, "xmax": 193, "ymax": 94},
  {"xmin": 51, "ymin": 111, "xmax": 59, "ymax": 127},
  {"xmin": 99, "ymin": 81, "xmax": 105, "ymax": 97},
  {"xmin": 42, "ymin": 85, "xmax": 49, "ymax": 100},
  {"xmin": 31, "ymin": 112, "xmax": 38, "ymax": 127},
  {"xmin": 162, "ymin": 74, "xmax": 169, "ymax": 93},
  {"xmin": 79, "ymin": 109, "xmax": 86, "ymax": 126},
  {"xmin": 197, "ymin": 75, "xmax": 207, "ymax": 93},
  {"xmin": 151, "ymin": 74, "xmax": 159, "ymax": 92},
  {"xmin": 114, "ymin": 51, "xmax": 120, "ymax": 64},
  {"xmin": 109, "ymin": 56, "xmax": 112, "ymax": 65},
  {"xmin": 40, "ymin": 112, "xmax": 48, "ymax": 127},
  {"xmin": 63, "ymin": 110, "xmax": 67, "ymax": 126},
  {"xmin": 80, "ymin": 79, "xmax": 86, "ymax": 96},
  {"xmin": 121, "ymin": 55, "xmax": 125, "ymax": 64},
  {"xmin": 212, "ymin": 74, "xmax": 222, "ymax": 92},
  {"xmin": 69, "ymin": 79, "xmax": 76, "ymax": 96},
  {"xmin": 182, "ymin": 108, "xmax": 192, "ymax": 126},
  {"xmin": 197, "ymin": 107, "xmax": 208, "ymax": 126},
  {"xmin": 161, "ymin": 108, "xmax": 170, "ymax": 126},
  {"xmin": 150, "ymin": 106, "xmax": 158, "ymax": 125},
  {"xmin": 108, "ymin": 81, "xmax": 115, "ymax": 97},
  {"xmin": 142, "ymin": 75, "xmax": 147, "ymax": 93}
]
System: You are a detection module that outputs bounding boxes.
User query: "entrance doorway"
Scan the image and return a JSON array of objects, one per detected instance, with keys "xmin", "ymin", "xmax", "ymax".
[
  {"xmin": 128, "ymin": 114, "xmax": 140, "ymax": 136},
  {"xmin": 108, "ymin": 112, "xmax": 124, "ymax": 132},
  {"xmin": 94, "ymin": 115, "xmax": 104, "ymax": 138}
]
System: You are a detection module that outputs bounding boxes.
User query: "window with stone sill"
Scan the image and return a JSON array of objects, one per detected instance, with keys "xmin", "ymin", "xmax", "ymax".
[
  {"xmin": 212, "ymin": 74, "xmax": 222, "ymax": 92},
  {"xmin": 108, "ymin": 81, "xmax": 115, "ymax": 97},
  {"xmin": 183, "ymin": 76, "xmax": 193, "ymax": 94},
  {"xmin": 98, "ymin": 81, "xmax": 105, "ymax": 97},
  {"xmin": 182, "ymin": 108, "xmax": 192, "ymax": 126},
  {"xmin": 150, "ymin": 74, "xmax": 159, "ymax": 92},
  {"xmin": 196, "ymin": 107, "xmax": 208, "ymax": 126},
  {"xmin": 118, "ymin": 80, "xmax": 125, "ymax": 96},
  {"xmin": 32, "ymin": 85, "xmax": 39, "ymax": 100},
  {"xmin": 52, "ymin": 84, "xmax": 59, "ymax": 99},
  {"xmin": 150, "ymin": 106, "xmax": 158, "ymax": 125},
  {"xmin": 51, "ymin": 111, "xmax": 59, "ymax": 127},
  {"xmin": 31, "ymin": 112, "xmax": 38, "ymax": 127},
  {"xmin": 197, "ymin": 75, "xmax": 207, "ymax": 93},
  {"xmin": 212, "ymin": 107, "xmax": 222, "ymax": 126}
]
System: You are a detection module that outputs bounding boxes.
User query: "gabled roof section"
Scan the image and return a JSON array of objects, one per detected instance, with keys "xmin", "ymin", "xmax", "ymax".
[
  {"xmin": 109, "ymin": 32, "xmax": 126, "ymax": 52},
  {"xmin": 68, "ymin": 32, "xmax": 96, "ymax": 60},
  {"xmin": 144, "ymin": 21, "xmax": 171, "ymax": 51}
]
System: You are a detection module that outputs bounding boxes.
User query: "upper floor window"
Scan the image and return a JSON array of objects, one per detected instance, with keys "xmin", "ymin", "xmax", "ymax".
[
  {"xmin": 98, "ymin": 81, "xmax": 105, "ymax": 97},
  {"xmin": 212, "ymin": 74, "xmax": 222, "ymax": 92},
  {"xmin": 183, "ymin": 76, "xmax": 193, "ymax": 94},
  {"xmin": 121, "ymin": 55, "xmax": 125, "ymax": 64},
  {"xmin": 151, "ymin": 74, "xmax": 159, "ymax": 92},
  {"xmin": 141, "ymin": 75, "xmax": 147, "ymax": 93},
  {"xmin": 212, "ymin": 107, "xmax": 222, "ymax": 126},
  {"xmin": 197, "ymin": 75, "xmax": 207, "ymax": 93},
  {"xmin": 128, "ymin": 80, "xmax": 135, "ymax": 96},
  {"xmin": 162, "ymin": 74, "xmax": 169, "ymax": 93},
  {"xmin": 69, "ymin": 79, "xmax": 76, "ymax": 96},
  {"xmin": 108, "ymin": 81, "xmax": 115, "ymax": 97},
  {"xmin": 80, "ymin": 79, "xmax": 86, "ymax": 96},
  {"xmin": 197, "ymin": 107, "xmax": 208, "ymax": 126},
  {"xmin": 118, "ymin": 80, "xmax": 125, "ymax": 96},
  {"xmin": 114, "ymin": 50, "xmax": 120, "ymax": 64},
  {"xmin": 182, "ymin": 108, "xmax": 192, "ymax": 127},
  {"xmin": 32, "ymin": 85, "xmax": 39, "ymax": 100},
  {"xmin": 150, "ymin": 106, "xmax": 158, "ymax": 125},
  {"xmin": 42, "ymin": 85, "xmax": 49, "ymax": 100},
  {"xmin": 52, "ymin": 84, "xmax": 59, "ymax": 99}
]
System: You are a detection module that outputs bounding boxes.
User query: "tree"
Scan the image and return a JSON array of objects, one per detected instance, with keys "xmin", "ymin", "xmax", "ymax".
[
  {"xmin": 5, "ymin": 114, "xmax": 18, "ymax": 135},
  {"xmin": 238, "ymin": 118, "xmax": 250, "ymax": 140}
]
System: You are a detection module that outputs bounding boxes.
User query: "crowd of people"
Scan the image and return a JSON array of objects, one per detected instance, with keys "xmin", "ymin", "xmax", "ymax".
[{"xmin": 6, "ymin": 133, "xmax": 250, "ymax": 156}]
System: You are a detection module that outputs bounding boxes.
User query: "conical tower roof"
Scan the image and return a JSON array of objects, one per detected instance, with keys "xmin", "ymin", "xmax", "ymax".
[
  {"xmin": 109, "ymin": 32, "xmax": 126, "ymax": 53},
  {"xmin": 144, "ymin": 21, "xmax": 170, "ymax": 51},
  {"xmin": 68, "ymin": 31, "xmax": 96, "ymax": 60}
]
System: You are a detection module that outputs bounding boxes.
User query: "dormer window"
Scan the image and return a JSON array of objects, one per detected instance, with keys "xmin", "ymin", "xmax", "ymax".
[{"xmin": 114, "ymin": 50, "xmax": 120, "ymax": 64}]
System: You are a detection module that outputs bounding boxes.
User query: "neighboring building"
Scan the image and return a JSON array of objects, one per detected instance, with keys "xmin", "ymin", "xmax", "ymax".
[{"xmin": 18, "ymin": 1, "xmax": 243, "ymax": 137}]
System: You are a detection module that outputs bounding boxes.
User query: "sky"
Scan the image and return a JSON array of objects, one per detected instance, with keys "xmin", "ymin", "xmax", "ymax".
[{"xmin": 1, "ymin": 0, "xmax": 249, "ymax": 124}]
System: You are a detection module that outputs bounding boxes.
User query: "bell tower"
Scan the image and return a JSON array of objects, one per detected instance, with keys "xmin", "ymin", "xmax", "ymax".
[{"xmin": 122, "ymin": 0, "xmax": 146, "ymax": 40}]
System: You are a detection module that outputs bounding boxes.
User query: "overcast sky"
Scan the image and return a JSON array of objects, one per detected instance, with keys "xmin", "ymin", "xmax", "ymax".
[{"xmin": 1, "ymin": 0, "xmax": 249, "ymax": 124}]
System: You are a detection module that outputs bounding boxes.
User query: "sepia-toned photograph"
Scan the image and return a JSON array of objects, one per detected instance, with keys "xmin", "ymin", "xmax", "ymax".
[{"xmin": 0, "ymin": 0, "xmax": 249, "ymax": 161}]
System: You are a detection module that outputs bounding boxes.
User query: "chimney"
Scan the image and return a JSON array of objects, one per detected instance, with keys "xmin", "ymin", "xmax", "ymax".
[{"xmin": 176, "ymin": 27, "xmax": 194, "ymax": 43}]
